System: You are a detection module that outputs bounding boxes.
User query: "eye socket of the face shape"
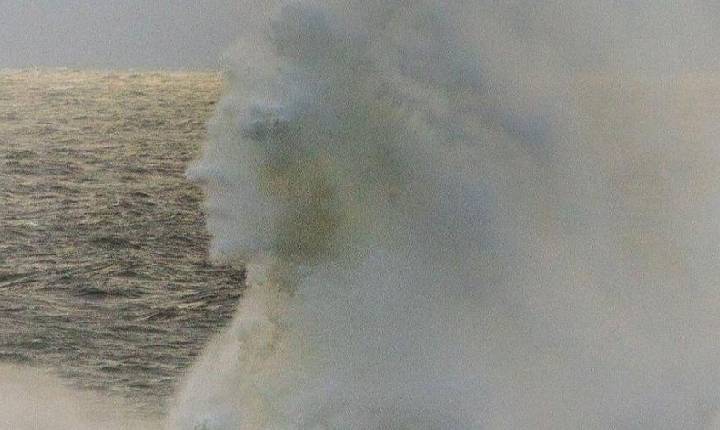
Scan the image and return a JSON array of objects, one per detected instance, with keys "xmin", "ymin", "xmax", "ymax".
[{"xmin": 241, "ymin": 104, "xmax": 295, "ymax": 144}]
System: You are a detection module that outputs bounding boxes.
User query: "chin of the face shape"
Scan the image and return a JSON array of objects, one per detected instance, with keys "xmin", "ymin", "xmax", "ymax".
[
  {"xmin": 208, "ymin": 238, "xmax": 250, "ymax": 268},
  {"xmin": 209, "ymin": 240, "xmax": 298, "ymax": 291}
]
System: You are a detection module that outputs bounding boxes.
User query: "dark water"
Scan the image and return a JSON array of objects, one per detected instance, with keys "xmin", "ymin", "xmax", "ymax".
[{"xmin": 0, "ymin": 69, "xmax": 244, "ymax": 416}]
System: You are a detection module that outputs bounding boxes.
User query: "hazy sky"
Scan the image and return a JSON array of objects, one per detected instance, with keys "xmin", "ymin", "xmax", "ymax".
[
  {"xmin": 0, "ymin": 1, "xmax": 246, "ymax": 70},
  {"xmin": 2, "ymin": 1, "xmax": 720, "ymax": 71}
]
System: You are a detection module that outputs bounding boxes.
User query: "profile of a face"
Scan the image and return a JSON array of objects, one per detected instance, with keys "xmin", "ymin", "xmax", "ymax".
[{"xmin": 186, "ymin": 103, "xmax": 344, "ymax": 272}]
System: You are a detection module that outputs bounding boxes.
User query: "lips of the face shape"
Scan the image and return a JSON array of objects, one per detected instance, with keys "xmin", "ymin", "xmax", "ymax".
[
  {"xmin": 203, "ymin": 202, "xmax": 234, "ymax": 219},
  {"xmin": 203, "ymin": 198, "xmax": 246, "ymax": 260},
  {"xmin": 187, "ymin": 163, "xmax": 236, "ymax": 215},
  {"xmin": 186, "ymin": 166, "xmax": 232, "ymax": 189},
  {"xmin": 203, "ymin": 195, "xmax": 245, "ymax": 250}
]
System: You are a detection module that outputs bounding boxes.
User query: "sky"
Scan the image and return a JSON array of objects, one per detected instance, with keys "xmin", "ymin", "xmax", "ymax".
[
  {"xmin": 2, "ymin": 1, "xmax": 720, "ymax": 71},
  {"xmin": 0, "ymin": 0, "xmax": 247, "ymax": 70}
]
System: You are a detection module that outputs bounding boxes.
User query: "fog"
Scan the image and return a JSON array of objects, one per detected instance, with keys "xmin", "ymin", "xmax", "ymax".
[
  {"xmin": 3, "ymin": 1, "xmax": 720, "ymax": 428},
  {"xmin": 170, "ymin": 1, "xmax": 720, "ymax": 428},
  {"xmin": 0, "ymin": 0, "xmax": 254, "ymax": 70}
]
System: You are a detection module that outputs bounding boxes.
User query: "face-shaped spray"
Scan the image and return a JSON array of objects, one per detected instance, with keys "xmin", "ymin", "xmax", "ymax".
[{"xmin": 171, "ymin": 2, "xmax": 720, "ymax": 429}]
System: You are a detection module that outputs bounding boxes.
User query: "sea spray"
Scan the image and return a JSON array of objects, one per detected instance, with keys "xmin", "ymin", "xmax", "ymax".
[
  {"xmin": 171, "ymin": 1, "xmax": 720, "ymax": 428},
  {"xmin": 0, "ymin": 365, "xmax": 161, "ymax": 430}
]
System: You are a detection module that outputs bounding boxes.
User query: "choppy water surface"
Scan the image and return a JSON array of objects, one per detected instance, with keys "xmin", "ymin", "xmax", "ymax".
[{"xmin": 0, "ymin": 69, "xmax": 243, "ymax": 416}]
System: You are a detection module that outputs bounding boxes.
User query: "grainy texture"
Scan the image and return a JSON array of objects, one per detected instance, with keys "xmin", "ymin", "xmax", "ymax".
[{"xmin": 0, "ymin": 69, "xmax": 243, "ymax": 416}]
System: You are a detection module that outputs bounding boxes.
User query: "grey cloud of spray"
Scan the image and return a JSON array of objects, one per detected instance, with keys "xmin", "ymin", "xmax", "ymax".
[
  {"xmin": 0, "ymin": 365, "xmax": 161, "ymax": 430},
  {"xmin": 171, "ymin": 1, "xmax": 720, "ymax": 428}
]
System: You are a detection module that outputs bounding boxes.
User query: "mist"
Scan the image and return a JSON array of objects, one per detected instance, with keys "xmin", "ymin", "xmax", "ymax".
[
  {"xmin": 168, "ymin": 1, "xmax": 720, "ymax": 428},
  {"xmin": 0, "ymin": 365, "xmax": 162, "ymax": 429},
  {"xmin": 2, "ymin": 0, "xmax": 720, "ymax": 428}
]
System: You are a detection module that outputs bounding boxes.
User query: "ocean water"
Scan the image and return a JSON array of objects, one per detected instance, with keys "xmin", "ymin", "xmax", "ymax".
[
  {"xmin": 4, "ymin": 1, "xmax": 720, "ymax": 429},
  {"xmin": 0, "ymin": 69, "xmax": 243, "ymax": 422}
]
